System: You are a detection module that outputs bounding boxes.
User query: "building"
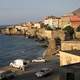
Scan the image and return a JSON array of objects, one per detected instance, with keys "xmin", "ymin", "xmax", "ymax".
[
  {"xmin": 14, "ymin": 25, "xmax": 28, "ymax": 31},
  {"xmin": 43, "ymin": 16, "xmax": 60, "ymax": 28},
  {"xmin": 59, "ymin": 15, "xmax": 80, "ymax": 29},
  {"xmin": 59, "ymin": 16, "xmax": 71, "ymax": 29},
  {"xmin": 26, "ymin": 22, "xmax": 34, "ymax": 29},
  {"xmin": 33, "ymin": 22, "xmax": 41, "ymax": 29},
  {"xmin": 14, "ymin": 25, "xmax": 22, "ymax": 30},
  {"xmin": 59, "ymin": 50, "xmax": 80, "ymax": 80},
  {"xmin": 59, "ymin": 37, "xmax": 80, "ymax": 80},
  {"xmin": 60, "ymin": 63, "xmax": 80, "ymax": 80},
  {"xmin": 70, "ymin": 15, "xmax": 80, "ymax": 29}
]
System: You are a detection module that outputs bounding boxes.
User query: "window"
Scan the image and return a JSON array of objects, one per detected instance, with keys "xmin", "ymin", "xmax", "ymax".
[{"xmin": 66, "ymin": 73, "xmax": 74, "ymax": 80}]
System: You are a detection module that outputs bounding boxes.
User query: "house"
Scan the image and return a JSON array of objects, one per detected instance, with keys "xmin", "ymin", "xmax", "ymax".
[
  {"xmin": 59, "ymin": 50, "xmax": 80, "ymax": 80},
  {"xmin": 60, "ymin": 62, "xmax": 80, "ymax": 80},
  {"xmin": 70, "ymin": 15, "xmax": 80, "ymax": 29},
  {"xmin": 59, "ymin": 15, "xmax": 80, "ymax": 29},
  {"xmin": 14, "ymin": 25, "xmax": 28, "ymax": 31},
  {"xmin": 59, "ymin": 38, "xmax": 80, "ymax": 80},
  {"xmin": 26, "ymin": 22, "xmax": 34, "ymax": 29},
  {"xmin": 43, "ymin": 16, "xmax": 60, "ymax": 29},
  {"xmin": 33, "ymin": 22, "xmax": 41, "ymax": 29},
  {"xmin": 14, "ymin": 25, "xmax": 22, "ymax": 30},
  {"xmin": 59, "ymin": 16, "xmax": 71, "ymax": 29}
]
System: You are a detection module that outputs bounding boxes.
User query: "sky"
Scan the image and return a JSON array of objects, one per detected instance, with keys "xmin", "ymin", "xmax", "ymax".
[{"xmin": 0, "ymin": 0, "xmax": 80, "ymax": 25}]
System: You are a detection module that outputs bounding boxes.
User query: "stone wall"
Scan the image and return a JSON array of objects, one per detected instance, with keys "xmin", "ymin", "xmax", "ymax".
[
  {"xmin": 36, "ymin": 29, "xmax": 65, "ymax": 41},
  {"xmin": 52, "ymin": 30, "xmax": 65, "ymax": 41},
  {"xmin": 75, "ymin": 32, "xmax": 80, "ymax": 39},
  {"xmin": 60, "ymin": 51, "xmax": 80, "ymax": 66},
  {"xmin": 43, "ymin": 30, "xmax": 52, "ymax": 39},
  {"xmin": 36, "ymin": 28, "xmax": 52, "ymax": 40},
  {"xmin": 61, "ymin": 41, "xmax": 80, "ymax": 51}
]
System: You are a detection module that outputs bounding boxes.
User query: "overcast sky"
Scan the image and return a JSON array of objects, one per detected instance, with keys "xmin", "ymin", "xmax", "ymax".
[{"xmin": 0, "ymin": 0, "xmax": 80, "ymax": 25}]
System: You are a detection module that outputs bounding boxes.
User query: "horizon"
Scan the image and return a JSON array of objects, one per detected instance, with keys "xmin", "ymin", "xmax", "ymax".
[{"xmin": 0, "ymin": 0, "xmax": 80, "ymax": 25}]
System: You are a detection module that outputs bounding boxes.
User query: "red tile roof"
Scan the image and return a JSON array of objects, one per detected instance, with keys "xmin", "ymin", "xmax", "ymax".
[{"xmin": 70, "ymin": 16, "xmax": 80, "ymax": 21}]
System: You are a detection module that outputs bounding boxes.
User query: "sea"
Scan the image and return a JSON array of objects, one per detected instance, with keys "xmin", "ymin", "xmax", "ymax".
[
  {"xmin": 0, "ymin": 34, "xmax": 45, "ymax": 67},
  {"xmin": 0, "ymin": 35, "xmax": 60, "ymax": 80}
]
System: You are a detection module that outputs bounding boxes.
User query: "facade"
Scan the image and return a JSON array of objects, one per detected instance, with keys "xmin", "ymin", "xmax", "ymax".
[
  {"xmin": 33, "ymin": 22, "xmax": 41, "ymax": 29},
  {"xmin": 14, "ymin": 25, "xmax": 22, "ymax": 30},
  {"xmin": 43, "ymin": 16, "xmax": 60, "ymax": 28},
  {"xmin": 60, "ymin": 50, "xmax": 80, "ymax": 80},
  {"xmin": 43, "ymin": 15, "xmax": 80, "ymax": 30},
  {"xmin": 59, "ymin": 15, "xmax": 80, "ymax": 29},
  {"xmin": 15, "ymin": 25, "xmax": 28, "ymax": 31},
  {"xmin": 60, "ymin": 63, "xmax": 80, "ymax": 80},
  {"xmin": 20, "ymin": 26, "xmax": 28, "ymax": 31},
  {"xmin": 70, "ymin": 15, "xmax": 80, "ymax": 29},
  {"xmin": 59, "ymin": 43, "xmax": 80, "ymax": 80},
  {"xmin": 26, "ymin": 22, "xmax": 33, "ymax": 29},
  {"xmin": 59, "ymin": 16, "xmax": 71, "ymax": 29}
]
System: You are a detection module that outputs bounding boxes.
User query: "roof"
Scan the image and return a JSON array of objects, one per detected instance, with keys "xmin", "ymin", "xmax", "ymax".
[
  {"xmin": 60, "ymin": 62, "xmax": 80, "ymax": 72},
  {"xmin": 61, "ymin": 15, "xmax": 80, "ymax": 21},
  {"xmin": 70, "ymin": 16, "xmax": 80, "ymax": 21}
]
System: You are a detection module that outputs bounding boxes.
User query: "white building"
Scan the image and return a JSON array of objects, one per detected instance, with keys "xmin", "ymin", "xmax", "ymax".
[
  {"xmin": 43, "ymin": 16, "xmax": 60, "ymax": 28},
  {"xmin": 15, "ymin": 25, "xmax": 28, "ymax": 31},
  {"xmin": 14, "ymin": 25, "xmax": 22, "ymax": 30},
  {"xmin": 33, "ymin": 22, "xmax": 41, "ymax": 29},
  {"xmin": 43, "ymin": 18, "xmax": 53, "ymax": 25}
]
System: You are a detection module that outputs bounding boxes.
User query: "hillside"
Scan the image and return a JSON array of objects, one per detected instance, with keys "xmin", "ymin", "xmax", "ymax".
[{"xmin": 72, "ymin": 8, "xmax": 80, "ymax": 16}]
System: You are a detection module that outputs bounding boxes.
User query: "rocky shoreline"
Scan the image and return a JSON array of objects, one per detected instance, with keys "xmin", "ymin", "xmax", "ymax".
[{"xmin": 0, "ymin": 27, "xmax": 49, "ymax": 41}]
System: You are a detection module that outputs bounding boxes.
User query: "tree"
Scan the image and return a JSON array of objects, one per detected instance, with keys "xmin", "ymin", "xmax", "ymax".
[
  {"xmin": 46, "ymin": 24, "xmax": 55, "ymax": 30},
  {"xmin": 76, "ymin": 25, "xmax": 80, "ymax": 32},
  {"xmin": 63, "ymin": 26, "xmax": 74, "ymax": 40},
  {"xmin": 63, "ymin": 26, "xmax": 74, "ymax": 34}
]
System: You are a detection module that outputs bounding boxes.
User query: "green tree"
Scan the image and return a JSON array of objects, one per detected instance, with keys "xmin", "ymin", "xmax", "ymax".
[
  {"xmin": 63, "ymin": 26, "xmax": 74, "ymax": 34},
  {"xmin": 76, "ymin": 25, "xmax": 80, "ymax": 32},
  {"xmin": 63, "ymin": 25, "xmax": 74, "ymax": 40},
  {"xmin": 46, "ymin": 24, "xmax": 54, "ymax": 30}
]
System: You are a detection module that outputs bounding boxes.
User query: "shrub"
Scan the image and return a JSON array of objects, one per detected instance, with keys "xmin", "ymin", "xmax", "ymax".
[
  {"xmin": 76, "ymin": 25, "xmax": 80, "ymax": 32},
  {"xmin": 63, "ymin": 25, "xmax": 74, "ymax": 40},
  {"xmin": 63, "ymin": 25, "xmax": 74, "ymax": 34}
]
